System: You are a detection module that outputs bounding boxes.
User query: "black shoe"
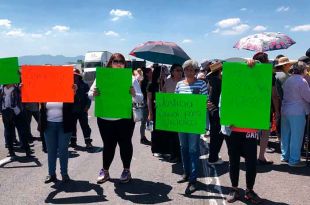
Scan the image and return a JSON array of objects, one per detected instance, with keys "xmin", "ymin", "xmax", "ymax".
[
  {"xmin": 244, "ymin": 190, "xmax": 263, "ymax": 204},
  {"xmin": 62, "ymin": 174, "xmax": 71, "ymax": 183},
  {"xmin": 257, "ymin": 159, "xmax": 273, "ymax": 165},
  {"xmin": 185, "ymin": 182, "xmax": 198, "ymax": 195},
  {"xmin": 226, "ymin": 189, "xmax": 241, "ymax": 203},
  {"xmin": 86, "ymin": 142, "xmax": 93, "ymax": 149},
  {"xmin": 26, "ymin": 149, "xmax": 34, "ymax": 157},
  {"xmin": 140, "ymin": 137, "xmax": 151, "ymax": 145},
  {"xmin": 70, "ymin": 142, "xmax": 77, "ymax": 148},
  {"xmin": 177, "ymin": 175, "xmax": 189, "ymax": 183},
  {"xmin": 44, "ymin": 175, "xmax": 57, "ymax": 184}
]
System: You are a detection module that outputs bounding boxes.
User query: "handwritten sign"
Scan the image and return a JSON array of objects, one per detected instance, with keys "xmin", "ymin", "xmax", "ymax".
[
  {"xmin": 220, "ymin": 62, "xmax": 272, "ymax": 130},
  {"xmin": 0, "ymin": 57, "xmax": 20, "ymax": 85},
  {"xmin": 21, "ymin": 65, "xmax": 74, "ymax": 102},
  {"xmin": 155, "ymin": 93, "xmax": 207, "ymax": 134},
  {"xmin": 95, "ymin": 67, "xmax": 132, "ymax": 118}
]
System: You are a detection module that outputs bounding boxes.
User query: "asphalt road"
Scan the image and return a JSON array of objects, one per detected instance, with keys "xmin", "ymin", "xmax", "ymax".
[{"xmin": 0, "ymin": 111, "xmax": 309, "ymax": 205}]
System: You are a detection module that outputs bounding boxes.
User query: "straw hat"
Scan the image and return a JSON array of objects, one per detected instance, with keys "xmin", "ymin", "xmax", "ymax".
[
  {"xmin": 206, "ymin": 62, "xmax": 222, "ymax": 76},
  {"xmin": 275, "ymin": 56, "xmax": 297, "ymax": 67}
]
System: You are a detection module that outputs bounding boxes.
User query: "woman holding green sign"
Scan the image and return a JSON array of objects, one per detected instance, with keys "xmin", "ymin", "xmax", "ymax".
[
  {"xmin": 88, "ymin": 53, "xmax": 143, "ymax": 184},
  {"xmin": 175, "ymin": 59, "xmax": 208, "ymax": 195}
]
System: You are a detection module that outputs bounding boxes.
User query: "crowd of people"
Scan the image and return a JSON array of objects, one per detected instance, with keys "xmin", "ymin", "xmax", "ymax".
[{"xmin": 1, "ymin": 48, "xmax": 310, "ymax": 204}]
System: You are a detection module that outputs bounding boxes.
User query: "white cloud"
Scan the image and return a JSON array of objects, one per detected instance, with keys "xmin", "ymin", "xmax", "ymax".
[
  {"xmin": 31, "ymin": 33, "xmax": 43, "ymax": 38},
  {"xmin": 216, "ymin": 18, "xmax": 241, "ymax": 28},
  {"xmin": 182, "ymin": 39, "xmax": 192, "ymax": 44},
  {"xmin": 253, "ymin": 25, "xmax": 267, "ymax": 32},
  {"xmin": 6, "ymin": 29, "xmax": 25, "ymax": 37},
  {"xmin": 52, "ymin": 25, "xmax": 70, "ymax": 32},
  {"xmin": 212, "ymin": 28, "xmax": 220, "ymax": 33},
  {"xmin": 240, "ymin": 8, "xmax": 247, "ymax": 11},
  {"xmin": 290, "ymin": 24, "xmax": 310, "ymax": 32},
  {"xmin": 104, "ymin": 30, "xmax": 119, "ymax": 37},
  {"xmin": 110, "ymin": 9, "xmax": 132, "ymax": 21},
  {"xmin": 0, "ymin": 19, "xmax": 11, "ymax": 28},
  {"xmin": 276, "ymin": 6, "xmax": 290, "ymax": 12},
  {"xmin": 222, "ymin": 24, "xmax": 250, "ymax": 35},
  {"xmin": 45, "ymin": 30, "xmax": 52, "ymax": 35}
]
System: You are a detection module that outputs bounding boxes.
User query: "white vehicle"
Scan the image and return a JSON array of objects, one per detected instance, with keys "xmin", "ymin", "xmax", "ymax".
[{"xmin": 83, "ymin": 51, "xmax": 112, "ymax": 86}]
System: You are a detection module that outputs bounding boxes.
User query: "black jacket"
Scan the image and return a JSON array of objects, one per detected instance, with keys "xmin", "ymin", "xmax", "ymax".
[
  {"xmin": 39, "ymin": 103, "xmax": 74, "ymax": 133},
  {"xmin": 0, "ymin": 85, "xmax": 23, "ymax": 113},
  {"xmin": 73, "ymin": 79, "xmax": 91, "ymax": 113}
]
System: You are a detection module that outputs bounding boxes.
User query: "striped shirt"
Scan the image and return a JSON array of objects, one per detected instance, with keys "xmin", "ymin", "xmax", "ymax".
[{"xmin": 175, "ymin": 79, "xmax": 208, "ymax": 95}]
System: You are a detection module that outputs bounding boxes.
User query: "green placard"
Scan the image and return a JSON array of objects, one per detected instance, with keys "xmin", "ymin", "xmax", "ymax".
[
  {"xmin": 95, "ymin": 67, "xmax": 132, "ymax": 118},
  {"xmin": 220, "ymin": 62, "xmax": 272, "ymax": 130},
  {"xmin": 155, "ymin": 93, "xmax": 207, "ymax": 134},
  {"xmin": 0, "ymin": 57, "xmax": 20, "ymax": 85}
]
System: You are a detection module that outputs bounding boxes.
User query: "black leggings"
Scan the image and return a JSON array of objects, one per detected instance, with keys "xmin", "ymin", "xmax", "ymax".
[
  {"xmin": 97, "ymin": 118, "xmax": 135, "ymax": 170},
  {"xmin": 225, "ymin": 131, "xmax": 258, "ymax": 190}
]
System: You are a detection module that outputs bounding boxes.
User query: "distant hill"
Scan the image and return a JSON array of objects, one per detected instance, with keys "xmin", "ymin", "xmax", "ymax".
[{"xmin": 18, "ymin": 54, "xmax": 84, "ymax": 65}]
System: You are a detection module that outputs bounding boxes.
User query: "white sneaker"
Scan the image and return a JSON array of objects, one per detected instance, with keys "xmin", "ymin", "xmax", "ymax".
[
  {"xmin": 199, "ymin": 154, "xmax": 209, "ymax": 160},
  {"xmin": 208, "ymin": 159, "xmax": 224, "ymax": 165}
]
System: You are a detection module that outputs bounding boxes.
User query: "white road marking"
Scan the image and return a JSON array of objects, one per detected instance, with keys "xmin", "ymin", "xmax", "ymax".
[{"xmin": 0, "ymin": 157, "xmax": 13, "ymax": 167}]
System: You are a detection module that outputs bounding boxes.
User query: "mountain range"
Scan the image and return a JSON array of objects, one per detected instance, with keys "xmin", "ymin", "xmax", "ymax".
[{"xmin": 18, "ymin": 54, "xmax": 84, "ymax": 65}]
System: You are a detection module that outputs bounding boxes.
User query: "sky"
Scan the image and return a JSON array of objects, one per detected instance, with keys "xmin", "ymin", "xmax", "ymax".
[{"xmin": 0, "ymin": 0, "xmax": 309, "ymax": 62}]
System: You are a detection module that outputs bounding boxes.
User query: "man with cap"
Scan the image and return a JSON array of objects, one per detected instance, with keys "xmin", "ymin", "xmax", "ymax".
[{"xmin": 70, "ymin": 69, "xmax": 93, "ymax": 148}]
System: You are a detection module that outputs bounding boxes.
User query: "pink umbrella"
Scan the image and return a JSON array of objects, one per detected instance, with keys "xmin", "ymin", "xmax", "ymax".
[{"xmin": 234, "ymin": 32, "xmax": 296, "ymax": 52}]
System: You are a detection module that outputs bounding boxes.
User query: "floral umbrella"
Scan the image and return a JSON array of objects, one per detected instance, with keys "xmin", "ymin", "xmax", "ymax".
[{"xmin": 234, "ymin": 32, "xmax": 296, "ymax": 52}]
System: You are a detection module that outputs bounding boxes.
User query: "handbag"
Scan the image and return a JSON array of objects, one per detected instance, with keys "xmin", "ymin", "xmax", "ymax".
[{"xmin": 132, "ymin": 102, "xmax": 144, "ymax": 122}]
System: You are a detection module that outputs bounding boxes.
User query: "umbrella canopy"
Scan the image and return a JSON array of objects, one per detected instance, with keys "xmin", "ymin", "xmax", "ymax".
[
  {"xmin": 129, "ymin": 41, "xmax": 190, "ymax": 65},
  {"xmin": 234, "ymin": 32, "xmax": 296, "ymax": 52}
]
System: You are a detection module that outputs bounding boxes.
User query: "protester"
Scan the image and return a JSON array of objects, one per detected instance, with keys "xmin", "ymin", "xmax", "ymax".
[
  {"xmin": 206, "ymin": 61, "xmax": 225, "ymax": 165},
  {"xmin": 40, "ymin": 82, "xmax": 77, "ymax": 183},
  {"xmin": 23, "ymin": 102, "xmax": 40, "ymax": 142},
  {"xmin": 281, "ymin": 61, "xmax": 310, "ymax": 167},
  {"xmin": 70, "ymin": 68, "xmax": 92, "ymax": 149},
  {"xmin": 0, "ymin": 84, "xmax": 32, "ymax": 157},
  {"xmin": 252, "ymin": 52, "xmax": 278, "ymax": 165},
  {"xmin": 134, "ymin": 68, "xmax": 144, "ymax": 83},
  {"xmin": 139, "ymin": 67, "xmax": 152, "ymax": 144},
  {"xmin": 147, "ymin": 64, "xmax": 170, "ymax": 157},
  {"xmin": 175, "ymin": 60, "xmax": 208, "ymax": 195},
  {"xmin": 162, "ymin": 63, "xmax": 183, "ymax": 162},
  {"xmin": 89, "ymin": 53, "xmax": 143, "ymax": 184},
  {"xmin": 223, "ymin": 59, "xmax": 265, "ymax": 203}
]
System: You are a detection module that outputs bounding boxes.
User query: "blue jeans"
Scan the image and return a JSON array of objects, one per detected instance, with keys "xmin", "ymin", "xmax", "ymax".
[
  {"xmin": 44, "ymin": 122, "xmax": 71, "ymax": 176},
  {"xmin": 178, "ymin": 133, "xmax": 200, "ymax": 182},
  {"xmin": 281, "ymin": 115, "xmax": 306, "ymax": 165}
]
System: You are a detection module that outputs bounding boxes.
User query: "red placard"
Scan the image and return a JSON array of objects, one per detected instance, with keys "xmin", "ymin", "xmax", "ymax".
[{"xmin": 21, "ymin": 65, "xmax": 74, "ymax": 102}]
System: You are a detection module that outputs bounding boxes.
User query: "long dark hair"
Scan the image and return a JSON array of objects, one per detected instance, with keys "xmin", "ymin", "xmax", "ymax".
[{"xmin": 106, "ymin": 53, "xmax": 126, "ymax": 67}]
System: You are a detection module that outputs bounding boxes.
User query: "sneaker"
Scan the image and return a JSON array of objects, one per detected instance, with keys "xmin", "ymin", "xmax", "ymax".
[
  {"xmin": 226, "ymin": 189, "xmax": 240, "ymax": 203},
  {"xmin": 97, "ymin": 169, "xmax": 110, "ymax": 184},
  {"xmin": 208, "ymin": 159, "xmax": 224, "ymax": 165},
  {"xmin": 44, "ymin": 175, "xmax": 57, "ymax": 184},
  {"xmin": 86, "ymin": 142, "xmax": 93, "ymax": 149},
  {"xmin": 288, "ymin": 161, "xmax": 307, "ymax": 167},
  {"xmin": 185, "ymin": 181, "xmax": 198, "ymax": 195},
  {"xmin": 62, "ymin": 174, "xmax": 71, "ymax": 183},
  {"xmin": 281, "ymin": 159, "xmax": 288, "ymax": 163},
  {"xmin": 199, "ymin": 154, "xmax": 209, "ymax": 160},
  {"xmin": 140, "ymin": 137, "xmax": 151, "ymax": 145},
  {"xmin": 177, "ymin": 175, "xmax": 189, "ymax": 183},
  {"xmin": 244, "ymin": 190, "xmax": 263, "ymax": 204},
  {"xmin": 120, "ymin": 169, "xmax": 132, "ymax": 183},
  {"xmin": 257, "ymin": 159, "xmax": 273, "ymax": 165}
]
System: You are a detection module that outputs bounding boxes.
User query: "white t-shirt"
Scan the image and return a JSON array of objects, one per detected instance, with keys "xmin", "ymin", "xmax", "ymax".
[{"xmin": 46, "ymin": 102, "xmax": 63, "ymax": 122}]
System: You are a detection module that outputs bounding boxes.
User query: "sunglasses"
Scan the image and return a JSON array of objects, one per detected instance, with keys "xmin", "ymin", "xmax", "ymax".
[{"xmin": 112, "ymin": 60, "xmax": 125, "ymax": 64}]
